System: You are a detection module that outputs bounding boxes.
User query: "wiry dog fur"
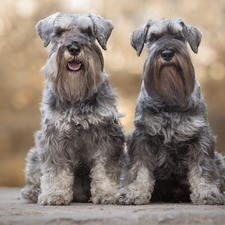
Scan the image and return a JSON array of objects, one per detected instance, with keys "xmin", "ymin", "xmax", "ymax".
[
  {"xmin": 116, "ymin": 18, "xmax": 225, "ymax": 205},
  {"xmin": 21, "ymin": 12, "xmax": 125, "ymax": 205}
]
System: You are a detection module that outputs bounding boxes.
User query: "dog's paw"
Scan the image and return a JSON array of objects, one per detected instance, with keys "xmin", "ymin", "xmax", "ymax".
[
  {"xmin": 38, "ymin": 191, "xmax": 73, "ymax": 206},
  {"xmin": 21, "ymin": 185, "xmax": 40, "ymax": 203},
  {"xmin": 115, "ymin": 194, "xmax": 132, "ymax": 205},
  {"xmin": 191, "ymin": 192, "xmax": 225, "ymax": 205},
  {"xmin": 91, "ymin": 194, "xmax": 115, "ymax": 204},
  {"xmin": 115, "ymin": 192, "xmax": 150, "ymax": 205}
]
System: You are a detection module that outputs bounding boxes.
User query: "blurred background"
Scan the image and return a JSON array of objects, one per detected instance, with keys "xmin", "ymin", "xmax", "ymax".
[{"xmin": 0, "ymin": 0, "xmax": 225, "ymax": 187}]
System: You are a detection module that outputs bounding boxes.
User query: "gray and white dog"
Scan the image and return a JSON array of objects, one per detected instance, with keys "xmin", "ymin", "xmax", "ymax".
[
  {"xmin": 117, "ymin": 18, "xmax": 225, "ymax": 205},
  {"xmin": 21, "ymin": 12, "xmax": 125, "ymax": 205}
]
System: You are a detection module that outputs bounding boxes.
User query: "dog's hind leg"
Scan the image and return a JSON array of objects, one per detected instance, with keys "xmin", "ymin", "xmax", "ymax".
[{"xmin": 21, "ymin": 147, "xmax": 41, "ymax": 203}]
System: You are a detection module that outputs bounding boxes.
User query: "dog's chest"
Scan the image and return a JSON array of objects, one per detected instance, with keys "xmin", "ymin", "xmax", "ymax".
[
  {"xmin": 43, "ymin": 102, "xmax": 118, "ymax": 134},
  {"xmin": 51, "ymin": 110, "xmax": 105, "ymax": 132},
  {"xmin": 143, "ymin": 112, "xmax": 205, "ymax": 144}
]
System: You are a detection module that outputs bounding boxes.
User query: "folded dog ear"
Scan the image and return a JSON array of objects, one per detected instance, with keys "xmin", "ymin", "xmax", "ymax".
[
  {"xmin": 130, "ymin": 22, "xmax": 151, "ymax": 57},
  {"xmin": 180, "ymin": 21, "xmax": 202, "ymax": 54},
  {"xmin": 88, "ymin": 13, "xmax": 114, "ymax": 50},
  {"xmin": 36, "ymin": 12, "xmax": 62, "ymax": 47}
]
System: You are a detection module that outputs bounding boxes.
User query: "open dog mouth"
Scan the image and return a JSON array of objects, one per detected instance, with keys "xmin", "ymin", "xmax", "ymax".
[{"xmin": 67, "ymin": 59, "xmax": 82, "ymax": 72}]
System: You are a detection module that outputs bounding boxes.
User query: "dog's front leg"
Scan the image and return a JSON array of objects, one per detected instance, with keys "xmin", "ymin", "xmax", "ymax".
[
  {"xmin": 188, "ymin": 134, "xmax": 225, "ymax": 205},
  {"xmin": 117, "ymin": 161, "xmax": 155, "ymax": 205},
  {"xmin": 90, "ymin": 156, "xmax": 121, "ymax": 204},
  {"xmin": 90, "ymin": 123, "xmax": 124, "ymax": 204},
  {"xmin": 36, "ymin": 130, "xmax": 74, "ymax": 206},
  {"xmin": 116, "ymin": 132, "xmax": 156, "ymax": 205},
  {"xmin": 38, "ymin": 167, "xmax": 74, "ymax": 205}
]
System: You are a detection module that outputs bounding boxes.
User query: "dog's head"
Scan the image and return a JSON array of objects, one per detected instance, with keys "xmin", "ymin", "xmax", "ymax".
[
  {"xmin": 130, "ymin": 18, "xmax": 202, "ymax": 105},
  {"xmin": 36, "ymin": 12, "xmax": 114, "ymax": 104}
]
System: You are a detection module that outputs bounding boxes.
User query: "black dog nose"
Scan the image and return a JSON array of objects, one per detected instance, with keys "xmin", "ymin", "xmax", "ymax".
[
  {"xmin": 161, "ymin": 50, "xmax": 174, "ymax": 61},
  {"xmin": 68, "ymin": 44, "xmax": 80, "ymax": 56}
]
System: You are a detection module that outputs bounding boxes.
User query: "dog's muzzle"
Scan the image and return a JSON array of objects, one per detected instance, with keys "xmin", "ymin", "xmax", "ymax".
[
  {"xmin": 67, "ymin": 43, "xmax": 82, "ymax": 72},
  {"xmin": 67, "ymin": 43, "xmax": 81, "ymax": 56}
]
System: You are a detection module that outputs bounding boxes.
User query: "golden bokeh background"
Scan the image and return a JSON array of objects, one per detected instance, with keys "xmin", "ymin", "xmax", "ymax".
[{"xmin": 0, "ymin": 0, "xmax": 225, "ymax": 187}]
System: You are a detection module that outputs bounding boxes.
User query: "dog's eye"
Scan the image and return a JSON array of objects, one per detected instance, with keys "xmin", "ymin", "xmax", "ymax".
[
  {"xmin": 56, "ymin": 30, "xmax": 66, "ymax": 36},
  {"xmin": 54, "ymin": 27, "xmax": 67, "ymax": 36},
  {"xmin": 150, "ymin": 33, "xmax": 158, "ymax": 42},
  {"xmin": 81, "ymin": 26, "xmax": 92, "ymax": 36},
  {"xmin": 173, "ymin": 33, "xmax": 184, "ymax": 41}
]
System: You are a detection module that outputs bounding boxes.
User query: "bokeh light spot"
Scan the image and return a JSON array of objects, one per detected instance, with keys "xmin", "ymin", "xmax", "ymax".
[
  {"xmin": 64, "ymin": 0, "xmax": 91, "ymax": 12},
  {"xmin": 0, "ymin": 133, "xmax": 12, "ymax": 151},
  {"xmin": 0, "ymin": 18, "xmax": 12, "ymax": 35},
  {"xmin": 192, "ymin": 46, "xmax": 218, "ymax": 66},
  {"xmin": 10, "ymin": 88, "xmax": 34, "ymax": 109},
  {"xmin": 209, "ymin": 62, "xmax": 225, "ymax": 81},
  {"xmin": 15, "ymin": 0, "xmax": 38, "ymax": 17}
]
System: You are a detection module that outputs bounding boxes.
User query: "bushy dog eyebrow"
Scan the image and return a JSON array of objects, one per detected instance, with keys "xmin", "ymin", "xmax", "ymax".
[
  {"xmin": 148, "ymin": 22, "xmax": 164, "ymax": 36},
  {"xmin": 167, "ymin": 19, "xmax": 183, "ymax": 35},
  {"xmin": 54, "ymin": 14, "xmax": 74, "ymax": 30}
]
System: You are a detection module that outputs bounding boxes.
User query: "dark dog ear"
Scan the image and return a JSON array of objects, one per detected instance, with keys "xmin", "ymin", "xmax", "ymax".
[
  {"xmin": 130, "ymin": 22, "xmax": 150, "ymax": 57},
  {"xmin": 180, "ymin": 21, "xmax": 202, "ymax": 54},
  {"xmin": 88, "ymin": 13, "xmax": 114, "ymax": 50},
  {"xmin": 36, "ymin": 12, "xmax": 62, "ymax": 47}
]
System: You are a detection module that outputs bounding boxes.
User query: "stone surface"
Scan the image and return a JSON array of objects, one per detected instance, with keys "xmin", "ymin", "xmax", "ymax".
[{"xmin": 0, "ymin": 188, "xmax": 225, "ymax": 225}]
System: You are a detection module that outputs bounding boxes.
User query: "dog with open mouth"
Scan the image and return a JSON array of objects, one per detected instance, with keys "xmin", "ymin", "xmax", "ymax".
[
  {"xmin": 21, "ymin": 12, "xmax": 125, "ymax": 205},
  {"xmin": 117, "ymin": 18, "xmax": 225, "ymax": 205}
]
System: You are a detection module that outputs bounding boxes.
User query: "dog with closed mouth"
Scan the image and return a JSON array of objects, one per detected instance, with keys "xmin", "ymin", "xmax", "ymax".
[{"xmin": 117, "ymin": 18, "xmax": 225, "ymax": 205}]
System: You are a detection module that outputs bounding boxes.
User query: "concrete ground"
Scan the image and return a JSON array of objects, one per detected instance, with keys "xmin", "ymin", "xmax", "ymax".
[{"xmin": 0, "ymin": 188, "xmax": 225, "ymax": 225}]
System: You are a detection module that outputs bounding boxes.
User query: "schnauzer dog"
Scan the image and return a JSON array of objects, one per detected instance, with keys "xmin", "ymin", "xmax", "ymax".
[
  {"xmin": 21, "ymin": 12, "xmax": 125, "ymax": 205},
  {"xmin": 117, "ymin": 18, "xmax": 225, "ymax": 205}
]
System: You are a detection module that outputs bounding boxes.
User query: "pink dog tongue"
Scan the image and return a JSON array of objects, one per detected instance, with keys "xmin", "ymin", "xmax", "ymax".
[{"xmin": 68, "ymin": 60, "xmax": 81, "ymax": 71}]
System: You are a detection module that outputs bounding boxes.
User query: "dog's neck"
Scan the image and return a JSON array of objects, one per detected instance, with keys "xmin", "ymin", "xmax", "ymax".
[{"xmin": 43, "ymin": 79, "xmax": 115, "ymax": 113}]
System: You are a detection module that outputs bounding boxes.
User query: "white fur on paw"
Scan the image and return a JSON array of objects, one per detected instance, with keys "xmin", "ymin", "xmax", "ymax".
[
  {"xmin": 115, "ymin": 191, "xmax": 150, "ymax": 205},
  {"xmin": 191, "ymin": 192, "xmax": 225, "ymax": 205},
  {"xmin": 38, "ymin": 191, "xmax": 73, "ymax": 205},
  {"xmin": 39, "ymin": 169, "xmax": 74, "ymax": 205},
  {"xmin": 115, "ymin": 166, "xmax": 153, "ymax": 205},
  {"xmin": 21, "ymin": 186, "xmax": 40, "ymax": 203},
  {"xmin": 91, "ymin": 193, "xmax": 116, "ymax": 204},
  {"xmin": 116, "ymin": 194, "xmax": 132, "ymax": 205},
  {"xmin": 90, "ymin": 160, "xmax": 119, "ymax": 205}
]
